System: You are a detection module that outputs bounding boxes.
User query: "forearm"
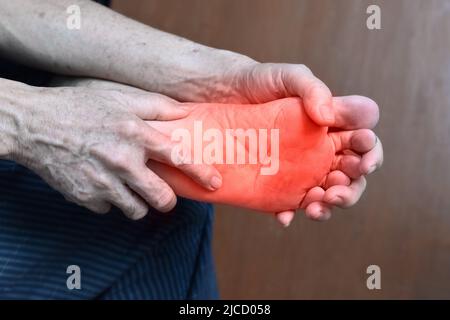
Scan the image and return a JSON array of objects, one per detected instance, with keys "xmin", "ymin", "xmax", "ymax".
[
  {"xmin": 0, "ymin": 0, "xmax": 255, "ymax": 101},
  {"xmin": 0, "ymin": 78, "xmax": 29, "ymax": 160},
  {"xmin": 48, "ymin": 76, "xmax": 145, "ymax": 94}
]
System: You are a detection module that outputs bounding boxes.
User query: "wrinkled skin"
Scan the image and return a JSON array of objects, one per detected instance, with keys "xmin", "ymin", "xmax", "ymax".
[{"xmin": 6, "ymin": 81, "xmax": 222, "ymax": 220}]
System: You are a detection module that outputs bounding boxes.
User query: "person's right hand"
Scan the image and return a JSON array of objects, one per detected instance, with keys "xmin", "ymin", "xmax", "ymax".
[{"xmin": 8, "ymin": 81, "xmax": 222, "ymax": 220}]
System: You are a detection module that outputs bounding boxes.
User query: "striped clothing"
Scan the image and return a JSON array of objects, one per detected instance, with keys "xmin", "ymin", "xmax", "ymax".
[{"xmin": 0, "ymin": 158, "xmax": 218, "ymax": 300}]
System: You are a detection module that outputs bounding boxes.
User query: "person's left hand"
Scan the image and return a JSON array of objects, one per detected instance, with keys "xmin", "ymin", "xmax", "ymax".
[{"xmin": 216, "ymin": 62, "xmax": 383, "ymax": 226}]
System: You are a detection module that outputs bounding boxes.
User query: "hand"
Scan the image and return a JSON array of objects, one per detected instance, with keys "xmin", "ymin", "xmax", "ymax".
[
  {"xmin": 8, "ymin": 82, "xmax": 222, "ymax": 219},
  {"xmin": 219, "ymin": 62, "xmax": 384, "ymax": 225}
]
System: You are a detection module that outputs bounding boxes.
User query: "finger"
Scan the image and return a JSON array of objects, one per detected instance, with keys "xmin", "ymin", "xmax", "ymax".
[
  {"xmin": 299, "ymin": 186, "xmax": 325, "ymax": 209},
  {"xmin": 331, "ymin": 95, "xmax": 380, "ymax": 130},
  {"xmin": 331, "ymin": 154, "xmax": 362, "ymax": 179},
  {"xmin": 142, "ymin": 126, "xmax": 223, "ymax": 190},
  {"xmin": 124, "ymin": 167, "xmax": 177, "ymax": 213},
  {"xmin": 108, "ymin": 183, "xmax": 149, "ymax": 220},
  {"xmin": 63, "ymin": 193, "xmax": 112, "ymax": 214},
  {"xmin": 305, "ymin": 202, "xmax": 332, "ymax": 221},
  {"xmin": 84, "ymin": 201, "xmax": 111, "ymax": 214},
  {"xmin": 323, "ymin": 176, "xmax": 367, "ymax": 208},
  {"xmin": 123, "ymin": 92, "xmax": 189, "ymax": 121},
  {"xmin": 360, "ymin": 137, "xmax": 384, "ymax": 175},
  {"xmin": 329, "ymin": 129, "xmax": 377, "ymax": 154},
  {"xmin": 282, "ymin": 64, "xmax": 334, "ymax": 126},
  {"xmin": 323, "ymin": 170, "xmax": 351, "ymax": 189},
  {"xmin": 276, "ymin": 211, "xmax": 295, "ymax": 227}
]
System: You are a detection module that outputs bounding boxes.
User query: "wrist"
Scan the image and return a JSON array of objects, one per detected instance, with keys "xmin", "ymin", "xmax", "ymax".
[
  {"xmin": 158, "ymin": 47, "xmax": 259, "ymax": 102},
  {"xmin": 108, "ymin": 24, "xmax": 258, "ymax": 102},
  {"xmin": 169, "ymin": 47, "xmax": 258, "ymax": 102}
]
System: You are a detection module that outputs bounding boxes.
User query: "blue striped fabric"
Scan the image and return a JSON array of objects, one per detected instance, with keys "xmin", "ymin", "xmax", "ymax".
[{"xmin": 0, "ymin": 160, "xmax": 218, "ymax": 299}]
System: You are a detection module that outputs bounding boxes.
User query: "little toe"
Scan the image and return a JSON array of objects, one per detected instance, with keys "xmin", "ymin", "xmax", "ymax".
[
  {"xmin": 305, "ymin": 202, "xmax": 332, "ymax": 221},
  {"xmin": 276, "ymin": 211, "xmax": 295, "ymax": 227}
]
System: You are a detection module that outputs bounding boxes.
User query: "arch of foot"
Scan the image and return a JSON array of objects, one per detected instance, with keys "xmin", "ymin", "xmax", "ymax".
[{"xmin": 147, "ymin": 98, "xmax": 334, "ymax": 213}]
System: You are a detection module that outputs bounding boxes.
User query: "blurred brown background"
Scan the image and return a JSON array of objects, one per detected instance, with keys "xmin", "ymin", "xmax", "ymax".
[{"xmin": 112, "ymin": 0, "xmax": 450, "ymax": 299}]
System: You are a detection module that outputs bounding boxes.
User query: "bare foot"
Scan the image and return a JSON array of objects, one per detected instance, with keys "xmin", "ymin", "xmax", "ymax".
[{"xmin": 146, "ymin": 97, "xmax": 376, "ymax": 213}]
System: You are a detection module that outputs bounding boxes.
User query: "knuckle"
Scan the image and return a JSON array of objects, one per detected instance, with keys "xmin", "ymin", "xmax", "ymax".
[
  {"xmin": 81, "ymin": 165, "xmax": 112, "ymax": 189},
  {"xmin": 89, "ymin": 147, "xmax": 131, "ymax": 172},
  {"xmin": 93, "ymin": 174, "xmax": 110, "ymax": 189},
  {"xmin": 107, "ymin": 152, "xmax": 130, "ymax": 170},
  {"xmin": 117, "ymin": 119, "xmax": 142, "ymax": 138}
]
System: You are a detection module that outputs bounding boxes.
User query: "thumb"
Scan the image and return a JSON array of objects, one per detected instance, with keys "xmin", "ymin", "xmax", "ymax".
[
  {"xmin": 302, "ymin": 78, "xmax": 335, "ymax": 126},
  {"xmin": 281, "ymin": 64, "xmax": 334, "ymax": 126}
]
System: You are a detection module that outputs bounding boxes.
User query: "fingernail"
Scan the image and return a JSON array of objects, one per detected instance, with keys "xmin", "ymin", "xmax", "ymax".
[
  {"xmin": 210, "ymin": 176, "xmax": 222, "ymax": 190},
  {"xmin": 320, "ymin": 105, "xmax": 334, "ymax": 124}
]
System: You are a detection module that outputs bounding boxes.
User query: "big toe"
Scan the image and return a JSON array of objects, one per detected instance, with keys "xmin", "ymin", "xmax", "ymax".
[{"xmin": 332, "ymin": 95, "xmax": 380, "ymax": 130}]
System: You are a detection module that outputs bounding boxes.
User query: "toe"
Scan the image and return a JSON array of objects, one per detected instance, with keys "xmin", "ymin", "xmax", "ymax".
[
  {"xmin": 324, "ymin": 170, "xmax": 351, "ymax": 189},
  {"xmin": 360, "ymin": 137, "xmax": 384, "ymax": 175},
  {"xmin": 323, "ymin": 176, "xmax": 367, "ymax": 208},
  {"xmin": 331, "ymin": 96, "xmax": 380, "ymax": 130},
  {"xmin": 305, "ymin": 202, "xmax": 332, "ymax": 221},
  {"xmin": 276, "ymin": 211, "xmax": 295, "ymax": 227},
  {"xmin": 300, "ymin": 186, "xmax": 325, "ymax": 209},
  {"xmin": 329, "ymin": 129, "xmax": 377, "ymax": 154},
  {"xmin": 331, "ymin": 154, "xmax": 362, "ymax": 179}
]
